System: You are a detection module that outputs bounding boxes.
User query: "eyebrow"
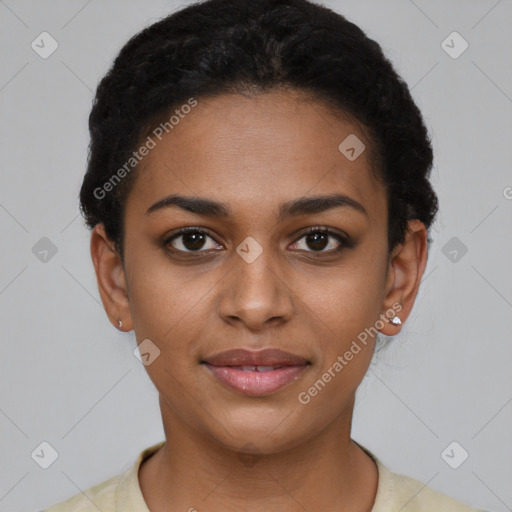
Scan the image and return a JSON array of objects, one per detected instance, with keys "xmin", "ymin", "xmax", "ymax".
[{"xmin": 145, "ymin": 193, "xmax": 368, "ymax": 220}]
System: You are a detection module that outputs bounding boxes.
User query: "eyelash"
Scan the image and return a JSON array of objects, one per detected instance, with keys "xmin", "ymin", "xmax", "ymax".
[{"xmin": 163, "ymin": 226, "xmax": 352, "ymax": 256}]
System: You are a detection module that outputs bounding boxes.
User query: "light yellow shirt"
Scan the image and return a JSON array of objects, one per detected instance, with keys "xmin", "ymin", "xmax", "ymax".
[{"xmin": 42, "ymin": 441, "xmax": 486, "ymax": 511}]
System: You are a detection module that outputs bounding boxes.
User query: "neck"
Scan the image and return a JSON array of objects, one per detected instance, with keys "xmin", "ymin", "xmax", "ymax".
[{"xmin": 139, "ymin": 395, "xmax": 378, "ymax": 512}]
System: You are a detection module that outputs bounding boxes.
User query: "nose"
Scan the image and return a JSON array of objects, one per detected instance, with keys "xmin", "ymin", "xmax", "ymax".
[{"xmin": 218, "ymin": 244, "xmax": 295, "ymax": 332}]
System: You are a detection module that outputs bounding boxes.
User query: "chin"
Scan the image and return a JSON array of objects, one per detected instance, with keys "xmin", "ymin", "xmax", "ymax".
[{"xmin": 201, "ymin": 406, "xmax": 315, "ymax": 454}]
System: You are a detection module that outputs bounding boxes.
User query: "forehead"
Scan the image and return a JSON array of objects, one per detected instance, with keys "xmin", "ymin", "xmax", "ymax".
[{"xmin": 126, "ymin": 90, "xmax": 386, "ymax": 222}]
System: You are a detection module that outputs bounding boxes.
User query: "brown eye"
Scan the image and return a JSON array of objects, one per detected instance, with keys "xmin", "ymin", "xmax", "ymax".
[
  {"xmin": 165, "ymin": 228, "xmax": 222, "ymax": 253},
  {"xmin": 304, "ymin": 231, "xmax": 329, "ymax": 251},
  {"xmin": 290, "ymin": 228, "xmax": 349, "ymax": 253}
]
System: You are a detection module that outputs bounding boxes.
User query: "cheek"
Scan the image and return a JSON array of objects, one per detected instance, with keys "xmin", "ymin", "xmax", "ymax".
[
  {"xmin": 299, "ymin": 261, "xmax": 386, "ymax": 342},
  {"xmin": 125, "ymin": 250, "xmax": 220, "ymax": 356},
  {"xmin": 299, "ymin": 283, "xmax": 380, "ymax": 387},
  {"xmin": 294, "ymin": 273, "xmax": 381, "ymax": 413},
  {"xmin": 129, "ymin": 271, "xmax": 200, "ymax": 334},
  {"xmin": 125, "ymin": 264, "xmax": 213, "ymax": 397}
]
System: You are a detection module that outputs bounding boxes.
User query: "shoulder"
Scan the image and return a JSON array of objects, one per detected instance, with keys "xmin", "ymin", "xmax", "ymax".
[
  {"xmin": 41, "ymin": 473, "xmax": 121, "ymax": 512},
  {"xmin": 41, "ymin": 441, "xmax": 164, "ymax": 512},
  {"xmin": 365, "ymin": 448, "xmax": 486, "ymax": 512},
  {"xmin": 354, "ymin": 441, "xmax": 486, "ymax": 512},
  {"xmin": 380, "ymin": 467, "xmax": 486, "ymax": 512}
]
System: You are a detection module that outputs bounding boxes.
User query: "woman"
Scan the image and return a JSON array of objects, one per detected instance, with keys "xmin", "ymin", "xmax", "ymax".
[{"xmin": 44, "ymin": 0, "xmax": 486, "ymax": 510}]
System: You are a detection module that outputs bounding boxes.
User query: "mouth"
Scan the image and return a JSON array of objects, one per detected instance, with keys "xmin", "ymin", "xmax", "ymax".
[{"xmin": 201, "ymin": 348, "xmax": 310, "ymax": 396}]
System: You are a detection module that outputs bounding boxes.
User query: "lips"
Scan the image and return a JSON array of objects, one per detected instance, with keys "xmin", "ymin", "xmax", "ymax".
[
  {"xmin": 203, "ymin": 348, "xmax": 308, "ymax": 367},
  {"xmin": 202, "ymin": 349, "xmax": 310, "ymax": 396},
  {"xmin": 235, "ymin": 365, "xmax": 285, "ymax": 372}
]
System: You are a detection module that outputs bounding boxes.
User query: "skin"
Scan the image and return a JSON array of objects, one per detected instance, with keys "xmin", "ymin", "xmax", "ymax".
[{"xmin": 91, "ymin": 89, "xmax": 428, "ymax": 511}]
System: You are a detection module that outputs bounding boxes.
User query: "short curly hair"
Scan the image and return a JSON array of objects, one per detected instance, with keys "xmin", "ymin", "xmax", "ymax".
[{"xmin": 80, "ymin": 0, "xmax": 438, "ymax": 258}]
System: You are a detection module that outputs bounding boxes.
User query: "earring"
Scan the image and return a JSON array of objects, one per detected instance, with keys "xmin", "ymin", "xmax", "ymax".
[
  {"xmin": 390, "ymin": 316, "xmax": 402, "ymax": 326},
  {"xmin": 118, "ymin": 319, "xmax": 123, "ymax": 328}
]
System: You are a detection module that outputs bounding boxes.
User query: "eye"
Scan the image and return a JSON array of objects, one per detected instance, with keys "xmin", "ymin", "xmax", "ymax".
[
  {"xmin": 163, "ymin": 226, "xmax": 352, "ymax": 255},
  {"xmin": 289, "ymin": 227, "xmax": 350, "ymax": 254},
  {"xmin": 164, "ymin": 227, "xmax": 223, "ymax": 253}
]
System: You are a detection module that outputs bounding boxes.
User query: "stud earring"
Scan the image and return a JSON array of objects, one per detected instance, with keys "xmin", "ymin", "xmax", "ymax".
[
  {"xmin": 118, "ymin": 319, "xmax": 123, "ymax": 328},
  {"xmin": 390, "ymin": 316, "xmax": 402, "ymax": 326}
]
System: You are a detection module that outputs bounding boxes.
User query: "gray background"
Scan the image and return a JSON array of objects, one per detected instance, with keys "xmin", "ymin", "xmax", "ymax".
[{"xmin": 0, "ymin": 1, "xmax": 511, "ymax": 511}]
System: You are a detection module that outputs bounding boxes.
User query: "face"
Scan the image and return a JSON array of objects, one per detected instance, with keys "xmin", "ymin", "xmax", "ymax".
[{"xmin": 92, "ymin": 89, "xmax": 426, "ymax": 454}]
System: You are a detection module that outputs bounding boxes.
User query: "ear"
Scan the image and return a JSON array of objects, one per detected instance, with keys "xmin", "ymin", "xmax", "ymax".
[
  {"xmin": 90, "ymin": 224, "xmax": 133, "ymax": 331},
  {"xmin": 378, "ymin": 219, "xmax": 428, "ymax": 336}
]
